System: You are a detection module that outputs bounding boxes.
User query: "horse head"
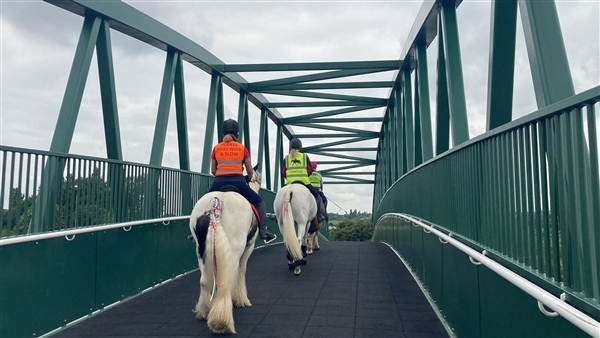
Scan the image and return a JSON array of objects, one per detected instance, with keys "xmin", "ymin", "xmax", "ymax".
[{"xmin": 248, "ymin": 164, "xmax": 261, "ymax": 193}]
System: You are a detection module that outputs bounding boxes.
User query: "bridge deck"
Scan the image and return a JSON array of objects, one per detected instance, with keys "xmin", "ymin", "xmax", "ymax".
[{"xmin": 53, "ymin": 241, "xmax": 448, "ymax": 338}]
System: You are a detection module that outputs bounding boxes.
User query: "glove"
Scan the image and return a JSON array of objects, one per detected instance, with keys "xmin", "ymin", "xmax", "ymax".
[{"xmin": 245, "ymin": 175, "xmax": 252, "ymax": 183}]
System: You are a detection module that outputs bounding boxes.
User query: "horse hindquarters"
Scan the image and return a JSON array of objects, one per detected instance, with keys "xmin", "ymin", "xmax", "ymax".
[
  {"xmin": 191, "ymin": 212, "xmax": 212, "ymax": 320},
  {"xmin": 190, "ymin": 199, "xmax": 237, "ymax": 334}
]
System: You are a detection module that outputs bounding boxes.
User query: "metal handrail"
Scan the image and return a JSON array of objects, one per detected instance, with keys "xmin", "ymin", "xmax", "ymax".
[
  {"xmin": 0, "ymin": 216, "xmax": 189, "ymax": 247},
  {"xmin": 374, "ymin": 213, "xmax": 600, "ymax": 338}
]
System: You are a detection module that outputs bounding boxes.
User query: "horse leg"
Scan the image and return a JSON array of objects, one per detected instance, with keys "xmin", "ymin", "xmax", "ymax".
[
  {"xmin": 232, "ymin": 246, "xmax": 254, "ymax": 308},
  {"xmin": 306, "ymin": 232, "xmax": 314, "ymax": 255},
  {"xmin": 194, "ymin": 268, "xmax": 212, "ymax": 321},
  {"xmin": 314, "ymin": 230, "xmax": 320, "ymax": 250}
]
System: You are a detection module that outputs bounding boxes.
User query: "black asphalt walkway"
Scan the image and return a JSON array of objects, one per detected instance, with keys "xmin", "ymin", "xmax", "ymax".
[{"xmin": 53, "ymin": 241, "xmax": 449, "ymax": 338}]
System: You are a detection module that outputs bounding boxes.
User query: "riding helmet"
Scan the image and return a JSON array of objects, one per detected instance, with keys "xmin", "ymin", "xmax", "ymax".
[
  {"xmin": 290, "ymin": 138, "xmax": 302, "ymax": 149},
  {"xmin": 222, "ymin": 119, "xmax": 239, "ymax": 135},
  {"xmin": 311, "ymin": 161, "xmax": 317, "ymax": 169}
]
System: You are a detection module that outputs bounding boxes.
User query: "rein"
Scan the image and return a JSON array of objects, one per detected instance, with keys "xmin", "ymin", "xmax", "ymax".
[{"xmin": 209, "ymin": 197, "xmax": 222, "ymax": 300}]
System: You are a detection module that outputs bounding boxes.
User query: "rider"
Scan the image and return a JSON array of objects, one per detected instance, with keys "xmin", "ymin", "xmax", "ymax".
[
  {"xmin": 207, "ymin": 118, "xmax": 276, "ymax": 243},
  {"xmin": 309, "ymin": 161, "xmax": 328, "ymax": 221},
  {"xmin": 281, "ymin": 138, "xmax": 324, "ymax": 224}
]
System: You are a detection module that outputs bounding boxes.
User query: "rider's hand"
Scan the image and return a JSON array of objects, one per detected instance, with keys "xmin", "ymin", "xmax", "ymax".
[{"xmin": 245, "ymin": 175, "xmax": 252, "ymax": 183}]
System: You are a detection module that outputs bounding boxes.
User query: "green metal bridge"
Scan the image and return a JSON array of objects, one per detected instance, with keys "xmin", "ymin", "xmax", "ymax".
[{"xmin": 1, "ymin": 0, "xmax": 599, "ymax": 337}]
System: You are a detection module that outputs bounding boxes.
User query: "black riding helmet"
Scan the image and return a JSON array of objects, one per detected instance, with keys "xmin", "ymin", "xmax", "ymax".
[
  {"xmin": 222, "ymin": 119, "xmax": 239, "ymax": 135},
  {"xmin": 290, "ymin": 138, "xmax": 302, "ymax": 149}
]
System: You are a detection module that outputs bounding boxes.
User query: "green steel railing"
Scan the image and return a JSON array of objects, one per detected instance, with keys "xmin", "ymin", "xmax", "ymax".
[
  {"xmin": 0, "ymin": 146, "xmax": 281, "ymax": 239},
  {"xmin": 0, "ymin": 146, "xmax": 210, "ymax": 237},
  {"xmin": 373, "ymin": 88, "xmax": 600, "ymax": 337}
]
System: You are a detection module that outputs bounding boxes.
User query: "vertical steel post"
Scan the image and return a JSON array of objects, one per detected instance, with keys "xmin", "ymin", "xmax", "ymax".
[
  {"xmin": 201, "ymin": 73, "xmax": 222, "ymax": 174},
  {"xmin": 237, "ymin": 91, "xmax": 248, "ymax": 141},
  {"xmin": 436, "ymin": 16, "xmax": 450, "ymax": 155},
  {"xmin": 519, "ymin": 0, "xmax": 575, "ymax": 108},
  {"xmin": 486, "ymin": 0, "xmax": 517, "ymax": 131},
  {"xmin": 274, "ymin": 125, "xmax": 282, "ymax": 191},
  {"xmin": 440, "ymin": 0, "xmax": 469, "ymax": 145},
  {"xmin": 403, "ymin": 69, "xmax": 415, "ymax": 170},
  {"xmin": 149, "ymin": 49, "xmax": 178, "ymax": 166},
  {"xmin": 416, "ymin": 40, "xmax": 433, "ymax": 161}
]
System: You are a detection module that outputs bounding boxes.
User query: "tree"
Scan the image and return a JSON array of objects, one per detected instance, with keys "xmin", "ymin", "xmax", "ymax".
[{"xmin": 330, "ymin": 218, "xmax": 373, "ymax": 242}]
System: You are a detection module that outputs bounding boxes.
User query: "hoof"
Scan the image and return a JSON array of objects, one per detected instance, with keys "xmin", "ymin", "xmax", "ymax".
[
  {"xmin": 314, "ymin": 246, "xmax": 320, "ymax": 250},
  {"xmin": 294, "ymin": 267, "xmax": 301, "ymax": 275}
]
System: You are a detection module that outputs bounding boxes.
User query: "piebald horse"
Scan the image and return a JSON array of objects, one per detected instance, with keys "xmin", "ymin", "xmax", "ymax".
[
  {"xmin": 273, "ymin": 183, "xmax": 317, "ymax": 275},
  {"xmin": 189, "ymin": 167, "xmax": 262, "ymax": 334}
]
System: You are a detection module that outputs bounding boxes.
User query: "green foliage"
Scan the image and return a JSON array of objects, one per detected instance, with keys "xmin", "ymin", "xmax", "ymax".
[
  {"xmin": 327, "ymin": 209, "xmax": 371, "ymax": 222},
  {"xmin": 330, "ymin": 218, "xmax": 373, "ymax": 242},
  {"xmin": 2, "ymin": 165, "xmax": 167, "ymax": 236}
]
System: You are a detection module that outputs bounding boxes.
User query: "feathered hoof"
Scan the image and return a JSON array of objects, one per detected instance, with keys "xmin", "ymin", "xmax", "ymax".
[
  {"xmin": 193, "ymin": 306, "xmax": 208, "ymax": 321},
  {"xmin": 233, "ymin": 300, "xmax": 252, "ymax": 308},
  {"xmin": 207, "ymin": 318, "xmax": 236, "ymax": 335}
]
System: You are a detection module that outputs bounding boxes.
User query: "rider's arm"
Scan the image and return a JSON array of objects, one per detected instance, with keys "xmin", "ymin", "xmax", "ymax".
[
  {"xmin": 281, "ymin": 156, "xmax": 287, "ymax": 177},
  {"xmin": 210, "ymin": 149, "xmax": 217, "ymax": 176},
  {"xmin": 243, "ymin": 147, "xmax": 253, "ymax": 178},
  {"xmin": 306, "ymin": 156, "xmax": 313, "ymax": 176}
]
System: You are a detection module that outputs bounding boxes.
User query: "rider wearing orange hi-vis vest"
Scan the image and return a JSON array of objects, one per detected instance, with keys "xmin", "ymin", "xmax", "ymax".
[{"xmin": 208, "ymin": 119, "xmax": 275, "ymax": 243}]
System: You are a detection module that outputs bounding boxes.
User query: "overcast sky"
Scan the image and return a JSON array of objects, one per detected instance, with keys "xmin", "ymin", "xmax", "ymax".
[{"xmin": 1, "ymin": 0, "xmax": 598, "ymax": 214}]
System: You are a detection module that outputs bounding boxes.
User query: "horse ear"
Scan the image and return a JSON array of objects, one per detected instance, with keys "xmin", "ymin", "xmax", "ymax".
[{"xmin": 253, "ymin": 164, "xmax": 258, "ymax": 171}]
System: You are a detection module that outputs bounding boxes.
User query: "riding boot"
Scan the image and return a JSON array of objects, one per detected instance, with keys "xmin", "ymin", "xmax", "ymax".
[
  {"xmin": 257, "ymin": 201, "xmax": 276, "ymax": 243},
  {"xmin": 323, "ymin": 199, "xmax": 329, "ymax": 221},
  {"xmin": 315, "ymin": 196, "xmax": 326, "ymax": 222}
]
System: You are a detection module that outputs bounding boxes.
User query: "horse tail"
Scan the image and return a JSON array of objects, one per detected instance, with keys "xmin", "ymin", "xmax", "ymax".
[
  {"xmin": 282, "ymin": 188, "xmax": 303, "ymax": 261},
  {"xmin": 207, "ymin": 198, "xmax": 234, "ymax": 292},
  {"xmin": 205, "ymin": 197, "xmax": 236, "ymax": 333}
]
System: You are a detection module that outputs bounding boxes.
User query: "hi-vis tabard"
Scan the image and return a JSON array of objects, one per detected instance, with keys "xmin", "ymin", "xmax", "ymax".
[
  {"xmin": 285, "ymin": 152, "xmax": 310, "ymax": 185},
  {"xmin": 214, "ymin": 141, "xmax": 244, "ymax": 176},
  {"xmin": 309, "ymin": 171, "xmax": 322, "ymax": 188}
]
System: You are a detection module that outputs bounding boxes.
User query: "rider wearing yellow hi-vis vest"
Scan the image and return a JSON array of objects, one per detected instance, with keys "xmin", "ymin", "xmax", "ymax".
[
  {"xmin": 309, "ymin": 161, "xmax": 328, "ymax": 221},
  {"xmin": 282, "ymin": 138, "xmax": 326, "ymax": 223}
]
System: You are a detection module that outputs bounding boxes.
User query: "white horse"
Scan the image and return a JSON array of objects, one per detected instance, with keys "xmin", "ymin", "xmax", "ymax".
[
  {"xmin": 189, "ymin": 168, "xmax": 262, "ymax": 335},
  {"xmin": 273, "ymin": 183, "xmax": 317, "ymax": 275}
]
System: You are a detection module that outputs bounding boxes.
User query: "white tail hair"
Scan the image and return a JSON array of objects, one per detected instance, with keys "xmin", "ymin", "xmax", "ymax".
[
  {"xmin": 282, "ymin": 188, "xmax": 303, "ymax": 260},
  {"xmin": 205, "ymin": 200, "xmax": 236, "ymax": 334}
]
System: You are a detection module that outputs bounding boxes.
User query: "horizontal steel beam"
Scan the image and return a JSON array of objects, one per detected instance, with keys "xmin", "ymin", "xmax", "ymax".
[
  {"xmin": 266, "ymin": 101, "xmax": 385, "ymax": 108},
  {"xmin": 252, "ymin": 81, "xmax": 394, "ymax": 91},
  {"xmin": 220, "ymin": 60, "xmax": 402, "ymax": 72}
]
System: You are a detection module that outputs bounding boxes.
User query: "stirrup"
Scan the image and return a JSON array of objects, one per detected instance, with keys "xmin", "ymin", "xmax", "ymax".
[{"xmin": 263, "ymin": 234, "xmax": 277, "ymax": 244}]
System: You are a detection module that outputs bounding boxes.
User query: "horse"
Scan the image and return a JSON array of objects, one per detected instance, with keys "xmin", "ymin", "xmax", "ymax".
[
  {"xmin": 273, "ymin": 183, "xmax": 317, "ymax": 275},
  {"xmin": 188, "ymin": 167, "xmax": 262, "ymax": 335}
]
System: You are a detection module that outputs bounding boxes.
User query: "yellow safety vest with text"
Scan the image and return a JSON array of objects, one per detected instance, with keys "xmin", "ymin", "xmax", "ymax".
[
  {"xmin": 309, "ymin": 171, "xmax": 322, "ymax": 188},
  {"xmin": 285, "ymin": 152, "xmax": 310, "ymax": 185}
]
